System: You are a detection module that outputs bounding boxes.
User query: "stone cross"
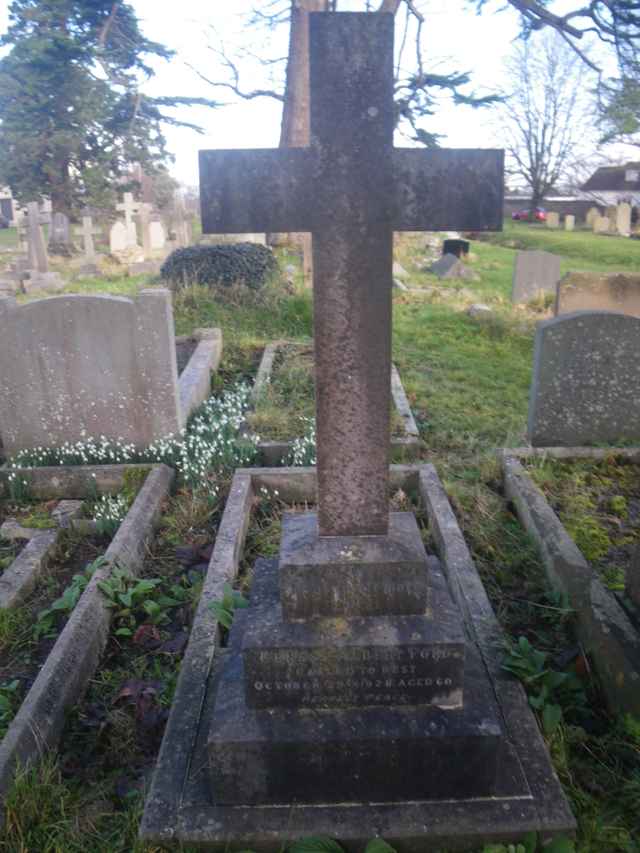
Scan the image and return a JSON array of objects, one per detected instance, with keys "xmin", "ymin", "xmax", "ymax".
[
  {"xmin": 26, "ymin": 202, "xmax": 49, "ymax": 273},
  {"xmin": 74, "ymin": 215, "xmax": 101, "ymax": 261},
  {"xmin": 200, "ymin": 13, "xmax": 502, "ymax": 537},
  {"xmin": 117, "ymin": 192, "xmax": 140, "ymax": 246}
]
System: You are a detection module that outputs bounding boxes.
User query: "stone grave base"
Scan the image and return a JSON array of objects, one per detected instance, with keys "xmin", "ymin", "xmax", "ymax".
[
  {"xmin": 249, "ymin": 343, "xmax": 421, "ymax": 463},
  {"xmin": 501, "ymin": 446, "xmax": 640, "ymax": 717},
  {"xmin": 140, "ymin": 464, "xmax": 575, "ymax": 851},
  {"xmin": 0, "ymin": 464, "xmax": 174, "ymax": 813}
]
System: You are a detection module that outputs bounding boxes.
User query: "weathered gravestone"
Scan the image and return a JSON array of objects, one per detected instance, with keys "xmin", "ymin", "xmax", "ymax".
[
  {"xmin": 149, "ymin": 220, "xmax": 166, "ymax": 251},
  {"xmin": 138, "ymin": 202, "xmax": 153, "ymax": 257},
  {"xmin": 528, "ymin": 311, "xmax": 640, "ymax": 446},
  {"xmin": 117, "ymin": 192, "xmax": 140, "ymax": 247},
  {"xmin": 511, "ymin": 249, "xmax": 560, "ymax": 303},
  {"xmin": 0, "ymin": 289, "xmax": 181, "ymax": 457},
  {"xmin": 109, "ymin": 220, "xmax": 128, "ymax": 254},
  {"xmin": 48, "ymin": 212, "xmax": 73, "ymax": 256},
  {"xmin": 25, "ymin": 202, "xmax": 63, "ymax": 291},
  {"xmin": 546, "ymin": 211, "xmax": 560, "ymax": 228},
  {"xmin": 442, "ymin": 237, "xmax": 470, "ymax": 257},
  {"xmin": 555, "ymin": 272, "xmax": 640, "ymax": 318},
  {"xmin": 199, "ymin": 11, "xmax": 506, "ymax": 810},
  {"xmin": 617, "ymin": 202, "xmax": 632, "ymax": 236},
  {"xmin": 565, "ymin": 214, "xmax": 575, "ymax": 231},
  {"xmin": 429, "ymin": 252, "xmax": 476, "ymax": 279},
  {"xmin": 594, "ymin": 215, "xmax": 610, "ymax": 233},
  {"xmin": 74, "ymin": 215, "xmax": 101, "ymax": 273},
  {"xmin": 586, "ymin": 206, "xmax": 599, "ymax": 227}
]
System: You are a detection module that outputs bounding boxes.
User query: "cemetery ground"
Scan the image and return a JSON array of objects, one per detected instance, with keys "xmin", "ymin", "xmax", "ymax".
[{"xmin": 0, "ymin": 225, "xmax": 639, "ymax": 853}]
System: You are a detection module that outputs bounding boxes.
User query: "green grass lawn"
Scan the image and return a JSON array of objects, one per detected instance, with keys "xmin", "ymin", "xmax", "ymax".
[{"xmin": 4, "ymin": 228, "xmax": 640, "ymax": 853}]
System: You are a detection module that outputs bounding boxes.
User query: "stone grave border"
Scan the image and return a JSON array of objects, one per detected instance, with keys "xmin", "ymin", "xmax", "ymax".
[
  {"xmin": 140, "ymin": 463, "xmax": 574, "ymax": 850},
  {"xmin": 0, "ymin": 463, "xmax": 174, "ymax": 809},
  {"xmin": 501, "ymin": 447, "xmax": 640, "ymax": 717},
  {"xmin": 1, "ymin": 520, "xmax": 68, "ymax": 610},
  {"xmin": 248, "ymin": 342, "xmax": 421, "ymax": 464},
  {"xmin": 176, "ymin": 327, "xmax": 223, "ymax": 424}
]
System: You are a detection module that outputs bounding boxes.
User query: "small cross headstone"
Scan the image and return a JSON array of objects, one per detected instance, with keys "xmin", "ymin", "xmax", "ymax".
[
  {"xmin": 75, "ymin": 215, "xmax": 101, "ymax": 262},
  {"xmin": 116, "ymin": 192, "xmax": 140, "ymax": 247}
]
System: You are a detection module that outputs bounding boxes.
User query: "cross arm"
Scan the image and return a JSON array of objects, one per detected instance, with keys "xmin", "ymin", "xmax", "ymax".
[
  {"xmin": 199, "ymin": 149, "xmax": 314, "ymax": 234},
  {"xmin": 392, "ymin": 149, "xmax": 504, "ymax": 231}
]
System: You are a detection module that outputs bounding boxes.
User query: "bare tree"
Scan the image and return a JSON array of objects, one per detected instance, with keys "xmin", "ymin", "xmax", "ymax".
[{"xmin": 498, "ymin": 32, "xmax": 595, "ymax": 214}]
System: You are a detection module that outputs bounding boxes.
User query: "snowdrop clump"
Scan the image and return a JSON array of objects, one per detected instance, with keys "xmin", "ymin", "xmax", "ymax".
[
  {"xmin": 9, "ymin": 384, "xmax": 258, "ymax": 489},
  {"xmin": 289, "ymin": 417, "xmax": 316, "ymax": 467},
  {"xmin": 92, "ymin": 493, "xmax": 129, "ymax": 534}
]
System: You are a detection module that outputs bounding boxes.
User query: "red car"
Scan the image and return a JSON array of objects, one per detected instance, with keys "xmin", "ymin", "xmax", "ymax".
[{"xmin": 512, "ymin": 207, "xmax": 547, "ymax": 222}]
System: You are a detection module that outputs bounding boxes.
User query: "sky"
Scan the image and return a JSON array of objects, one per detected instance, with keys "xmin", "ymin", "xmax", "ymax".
[{"xmin": 0, "ymin": 1, "xmax": 634, "ymax": 187}]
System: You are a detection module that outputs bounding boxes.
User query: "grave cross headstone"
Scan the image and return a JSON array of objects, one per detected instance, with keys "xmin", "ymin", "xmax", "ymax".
[
  {"xmin": 116, "ymin": 192, "xmax": 140, "ymax": 247},
  {"xmin": 200, "ymin": 12, "xmax": 502, "ymax": 539},
  {"xmin": 137, "ymin": 202, "xmax": 153, "ymax": 257},
  {"xmin": 74, "ymin": 215, "xmax": 101, "ymax": 263}
]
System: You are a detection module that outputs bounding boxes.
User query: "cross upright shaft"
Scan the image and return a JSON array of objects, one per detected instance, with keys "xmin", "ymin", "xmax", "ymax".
[{"xmin": 199, "ymin": 13, "xmax": 503, "ymax": 538}]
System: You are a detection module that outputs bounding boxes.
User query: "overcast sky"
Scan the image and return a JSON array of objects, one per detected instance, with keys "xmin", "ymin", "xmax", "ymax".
[{"xmin": 0, "ymin": 1, "xmax": 632, "ymax": 187}]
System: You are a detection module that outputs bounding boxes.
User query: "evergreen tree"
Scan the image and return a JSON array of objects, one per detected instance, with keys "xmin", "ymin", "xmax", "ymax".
[{"xmin": 0, "ymin": 1, "xmax": 215, "ymax": 214}]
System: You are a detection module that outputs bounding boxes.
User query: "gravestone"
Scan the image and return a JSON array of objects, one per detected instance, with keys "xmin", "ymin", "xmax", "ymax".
[
  {"xmin": 606, "ymin": 204, "xmax": 618, "ymax": 226},
  {"xmin": 200, "ymin": 11, "xmax": 505, "ymax": 810},
  {"xmin": 149, "ymin": 219, "xmax": 166, "ymax": 251},
  {"xmin": 172, "ymin": 191, "xmax": 191, "ymax": 248},
  {"xmin": 48, "ymin": 212, "xmax": 73, "ymax": 256},
  {"xmin": 565, "ymin": 214, "xmax": 575, "ymax": 231},
  {"xmin": 528, "ymin": 311, "xmax": 640, "ymax": 446},
  {"xmin": 617, "ymin": 202, "xmax": 631, "ymax": 236},
  {"xmin": 109, "ymin": 220, "xmax": 128, "ymax": 254},
  {"xmin": 116, "ymin": 192, "xmax": 140, "ymax": 247},
  {"xmin": 429, "ymin": 253, "xmax": 476, "ymax": 279},
  {"xmin": 556, "ymin": 272, "xmax": 640, "ymax": 318},
  {"xmin": 74, "ymin": 215, "xmax": 101, "ymax": 272},
  {"xmin": 594, "ymin": 215, "xmax": 610, "ymax": 233},
  {"xmin": 586, "ymin": 206, "xmax": 599, "ymax": 227},
  {"xmin": 25, "ymin": 202, "xmax": 63, "ymax": 291},
  {"xmin": 442, "ymin": 238, "xmax": 469, "ymax": 257},
  {"xmin": 138, "ymin": 202, "xmax": 153, "ymax": 257},
  {"xmin": 546, "ymin": 211, "xmax": 560, "ymax": 228},
  {"xmin": 511, "ymin": 249, "xmax": 561, "ymax": 303},
  {"xmin": 0, "ymin": 289, "xmax": 181, "ymax": 457}
]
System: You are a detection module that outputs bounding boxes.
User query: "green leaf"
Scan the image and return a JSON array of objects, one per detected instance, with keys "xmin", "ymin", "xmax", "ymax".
[
  {"xmin": 115, "ymin": 627, "xmax": 133, "ymax": 637},
  {"xmin": 365, "ymin": 839, "xmax": 397, "ymax": 853},
  {"xmin": 542, "ymin": 703, "xmax": 563, "ymax": 736},
  {"xmin": 522, "ymin": 831, "xmax": 537, "ymax": 853},
  {"xmin": 288, "ymin": 838, "xmax": 345, "ymax": 853},
  {"xmin": 545, "ymin": 838, "xmax": 575, "ymax": 853}
]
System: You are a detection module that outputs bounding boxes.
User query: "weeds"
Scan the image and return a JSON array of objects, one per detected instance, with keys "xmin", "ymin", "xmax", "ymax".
[{"xmin": 34, "ymin": 555, "xmax": 107, "ymax": 641}]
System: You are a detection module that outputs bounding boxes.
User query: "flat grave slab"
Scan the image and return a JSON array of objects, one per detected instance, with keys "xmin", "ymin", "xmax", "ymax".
[
  {"xmin": 502, "ymin": 447, "xmax": 640, "ymax": 717},
  {"xmin": 140, "ymin": 465, "xmax": 575, "ymax": 850}
]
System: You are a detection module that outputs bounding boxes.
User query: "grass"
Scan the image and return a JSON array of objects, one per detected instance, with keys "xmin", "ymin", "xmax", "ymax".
[{"xmin": 3, "ymin": 224, "xmax": 640, "ymax": 852}]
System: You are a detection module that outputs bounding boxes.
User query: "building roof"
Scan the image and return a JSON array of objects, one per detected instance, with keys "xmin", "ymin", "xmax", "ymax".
[{"xmin": 581, "ymin": 162, "xmax": 640, "ymax": 192}]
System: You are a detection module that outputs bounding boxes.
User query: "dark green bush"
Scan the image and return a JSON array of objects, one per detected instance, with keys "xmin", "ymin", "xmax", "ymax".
[{"xmin": 161, "ymin": 243, "xmax": 278, "ymax": 291}]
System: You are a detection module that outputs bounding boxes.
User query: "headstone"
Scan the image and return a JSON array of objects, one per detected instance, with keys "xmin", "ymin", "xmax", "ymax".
[
  {"xmin": 199, "ymin": 11, "xmax": 505, "ymax": 809},
  {"xmin": 116, "ymin": 192, "xmax": 140, "ymax": 246},
  {"xmin": 606, "ymin": 204, "xmax": 618, "ymax": 226},
  {"xmin": 138, "ymin": 202, "xmax": 153, "ymax": 257},
  {"xmin": 564, "ymin": 214, "xmax": 575, "ymax": 231},
  {"xmin": 48, "ymin": 212, "xmax": 72, "ymax": 255},
  {"xmin": 593, "ymin": 215, "xmax": 610, "ymax": 233},
  {"xmin": 627, "ymin": 545, "xmax": 640, "ymax": 607},
  {"xmin": 546, "ymin": 211, "xmax": 560, "ymax": 228},
  {"xmin": 149, "ymin": 220, "xmax": 166, "ymax": 251},
  {"xmin": 25, "ymin": 202, "xmax": 63, "ymax": 291},
  {"xmin": 528, "ymin": 311, "xmax": 640, "ymax": 446},
  {"xmin": 109, "ymin": 221, "xmax": 128, "ymax": 254},
  {"xmin": 586, "ymin": 206, "xmax": 599, "ymax": 227},
  {"xmin": 442, "ymin": 238, "xmax": 469, "ymax": 257},
  {"xmin": 74, "ymin": 215, "xmax": 101, "ymax": 271},
  {"xmin": 511, "ymin": 250, "xmax": 561, "ymax": 303},
  {"xmin": 616, "ymin": 202, "xmax": 632, "ymax": 236},
  {"xmin": 0, "ymin": 289, "xmax": 182, "ymax": 457},
  {"xmin": 172, "ymin": 191, "xmax": 190, "ymax": 248},
  {"xmin": 555, "ymin": 272, "xmax": 640, "ymax": 318},
  {"xmin": 429, "ymin": 253, "xmax": 477, "ymax": 279}
]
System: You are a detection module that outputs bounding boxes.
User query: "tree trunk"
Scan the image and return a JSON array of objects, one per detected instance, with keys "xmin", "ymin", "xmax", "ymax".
[{"xmin": 273, "ymin": 1, "xmax": 328, "ymax": 286}]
